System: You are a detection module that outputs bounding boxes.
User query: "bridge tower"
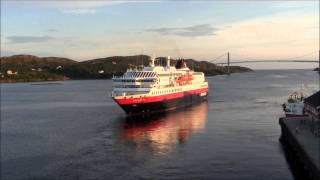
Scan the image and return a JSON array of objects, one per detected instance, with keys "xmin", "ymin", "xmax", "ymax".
[
  {"xmin": 318, "ymin": 50, "xmax": 320, "ymax": 73},
  {"xmin": 227, "ymin": 52, "xmax": 230, "ymax": 75}
]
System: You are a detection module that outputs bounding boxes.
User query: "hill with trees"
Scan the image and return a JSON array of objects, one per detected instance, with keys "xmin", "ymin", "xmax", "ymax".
[{"xmin": 0, "ymin": 54, "xmax": 252, "ymax": 83}]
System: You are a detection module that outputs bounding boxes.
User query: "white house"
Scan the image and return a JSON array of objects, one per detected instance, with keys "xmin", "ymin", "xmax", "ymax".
[
  {"xmin": 6, "ymin": 70, "xmax": 18, "ymax": 75},
  {"xmin": 98, "ymin": 70, "xmax": 104, "ymax": 74}
]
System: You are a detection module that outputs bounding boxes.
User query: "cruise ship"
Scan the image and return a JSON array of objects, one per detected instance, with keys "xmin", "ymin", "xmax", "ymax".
[{"xmin": 111, "ymin": 56, "xmax": 209, "ymax": 115}]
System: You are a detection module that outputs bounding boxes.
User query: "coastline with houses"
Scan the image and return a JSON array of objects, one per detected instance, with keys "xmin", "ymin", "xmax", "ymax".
[{"xmin": 0, "ymin": 54, "xmax": 252, "ymax": 83}]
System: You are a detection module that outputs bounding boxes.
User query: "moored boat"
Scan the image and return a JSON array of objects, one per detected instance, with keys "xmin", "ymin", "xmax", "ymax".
[
  {"xmin": 111, "ymin": 56, "xmax": 208, "ymax": 115},
  {"xmin": 282, "ymin": 91, "xmax": 307, "ymax": 117}
]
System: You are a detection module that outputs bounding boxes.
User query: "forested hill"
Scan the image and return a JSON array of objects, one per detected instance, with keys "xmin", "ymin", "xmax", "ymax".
[{"xmin": 0, "ymin": 54, "xmax": 252, "ymax": 83}]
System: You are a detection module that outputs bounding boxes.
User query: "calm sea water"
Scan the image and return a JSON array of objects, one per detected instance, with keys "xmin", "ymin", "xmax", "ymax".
[{"xmin": 1, "ymin": 70, "xmax": 319, "ymax": 180}]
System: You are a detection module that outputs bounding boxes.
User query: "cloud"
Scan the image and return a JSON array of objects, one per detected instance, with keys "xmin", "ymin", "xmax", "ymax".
[
  {"xmin": 3, "ymin": 1, "xmax": 124, "ymax": 14},
  {"xmin": 7, "ymin": 35, "xmax": 54, "ymax": 43},
  {"xmin": 62, "ymin": 9, "xmax": 96, "ymax": 14},
  {"xmin": 0, "ymin": 50, "xmax": 16, "ymax": 57},
  {"xmin": 47, "ymin": 28, "xmax": 58, "ymax": 32},
  {"xmin": 270, "ymin": 1, "xmax": 315, "ymax": 9},
  {"xmin": 147, "ymin": 24, "xmax": 218, "ymax": 37}
]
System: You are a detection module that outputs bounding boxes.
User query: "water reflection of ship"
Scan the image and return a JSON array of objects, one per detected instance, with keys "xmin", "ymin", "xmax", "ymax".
[{"xmin": 120, "ymin": 102, "xmax": 208, "ymax": 153}]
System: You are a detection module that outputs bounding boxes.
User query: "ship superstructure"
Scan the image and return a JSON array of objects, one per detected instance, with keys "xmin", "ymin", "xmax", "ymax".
[{"xmin": 112, "ymin": 56, "xmax": 208, "ymax": 115}]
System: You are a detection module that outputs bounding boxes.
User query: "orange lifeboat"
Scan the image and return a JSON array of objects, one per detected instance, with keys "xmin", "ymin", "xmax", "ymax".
[{"xmin": 176, "ymin": 75, "xmax": 193, "ymax": 84}]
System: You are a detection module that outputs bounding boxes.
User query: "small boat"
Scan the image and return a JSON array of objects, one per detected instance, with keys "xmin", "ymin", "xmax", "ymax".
[{"xmin": 282, "ymin": 91, "xmax": 307, "ymax": 117}]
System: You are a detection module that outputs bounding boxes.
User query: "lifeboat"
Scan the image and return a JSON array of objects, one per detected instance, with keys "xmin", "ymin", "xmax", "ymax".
[{"xmin": 176, "ymin": 75, "xmax": 193, "ymax": 84}]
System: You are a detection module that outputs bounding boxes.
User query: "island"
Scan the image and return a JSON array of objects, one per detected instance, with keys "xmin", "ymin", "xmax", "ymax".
[{"xmin": 0, "ymin": 54, "xmax": 252, "ymax": 83}]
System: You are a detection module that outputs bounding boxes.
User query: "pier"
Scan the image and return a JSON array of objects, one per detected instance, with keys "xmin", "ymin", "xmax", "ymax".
[{"xmin": 279, "ymin": 117, "xmax": 320, "ymax": 180}]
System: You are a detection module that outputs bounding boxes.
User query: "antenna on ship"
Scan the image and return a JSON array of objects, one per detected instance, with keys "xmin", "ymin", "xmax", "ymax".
[
  {"xmin": 141, "ymin": 48, "xmax": 143, "ymax": 67},
  {"xmin": 150, "ymin": 54, "xmax": 155, "ymax": 67}
]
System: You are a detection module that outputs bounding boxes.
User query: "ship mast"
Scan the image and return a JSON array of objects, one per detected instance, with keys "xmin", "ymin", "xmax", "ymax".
[{"xmin": 150, "ymin": 54, "xmax": 155, "ymax": 67}]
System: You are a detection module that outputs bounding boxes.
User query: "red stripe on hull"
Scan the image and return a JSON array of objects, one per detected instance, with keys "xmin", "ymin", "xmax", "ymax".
[{"xmin": 114, "ymin": 87, "xmax": 208, "ymax": 105}]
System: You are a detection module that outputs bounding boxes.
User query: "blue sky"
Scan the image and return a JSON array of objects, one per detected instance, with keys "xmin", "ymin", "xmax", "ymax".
[{"xmin": 1, "ymin": 1, "xmax": 319, "ymax": 69}]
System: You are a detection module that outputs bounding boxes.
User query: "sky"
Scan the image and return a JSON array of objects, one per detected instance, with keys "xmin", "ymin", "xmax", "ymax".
[{"xmin": 1, "ymin": 0, "xmax": 319, "ymax": 69}]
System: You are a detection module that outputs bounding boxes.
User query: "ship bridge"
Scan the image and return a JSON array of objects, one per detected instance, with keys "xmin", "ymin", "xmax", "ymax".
[{"xmin": 112, "ymin": 70, "xmax": 158, "ymax": 96}]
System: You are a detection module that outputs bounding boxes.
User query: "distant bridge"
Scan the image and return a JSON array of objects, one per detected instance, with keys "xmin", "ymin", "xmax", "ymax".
[
  {"xmin": 208, "ymin": 51, "xmax": 320, "ymax": 74},
  {"xmin": 216, "ymin": 60, "xmax": 319, "ymax": 65}
]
